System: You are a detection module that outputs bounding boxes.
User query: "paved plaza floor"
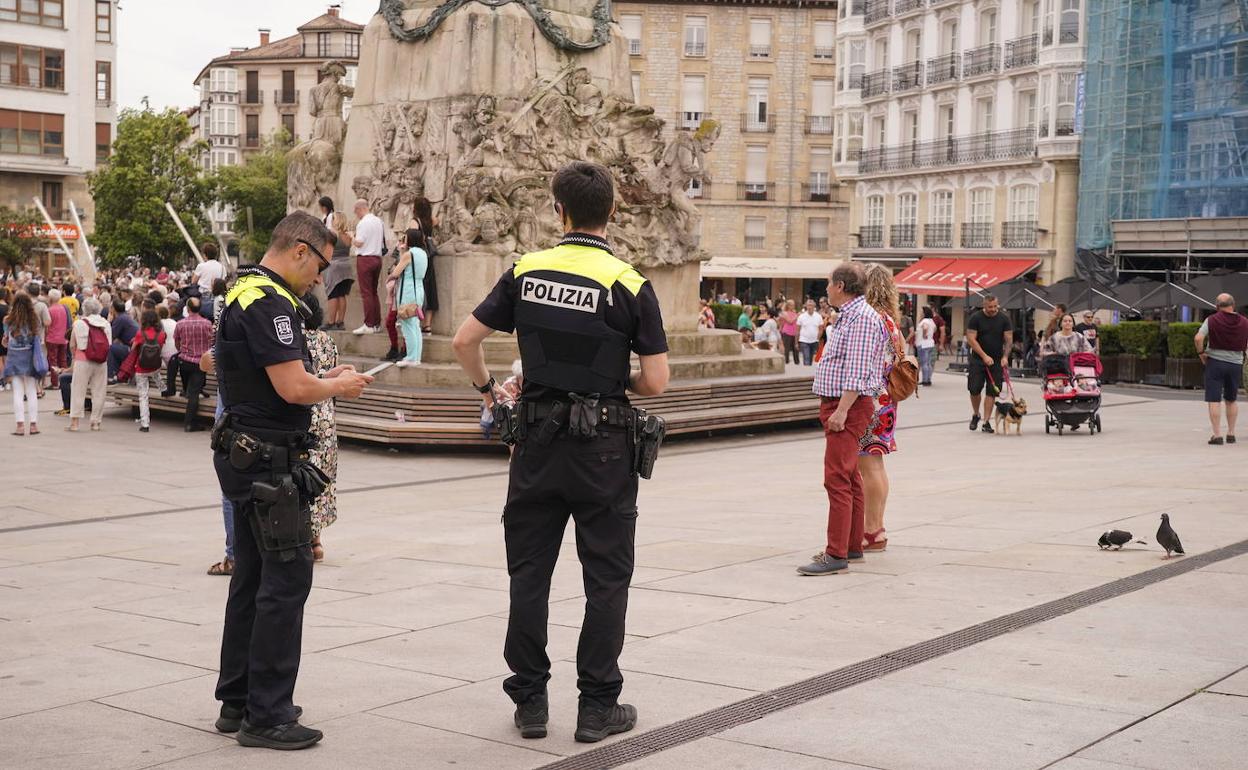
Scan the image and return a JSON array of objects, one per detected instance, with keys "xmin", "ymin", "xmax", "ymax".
[{"xmin": 1, "ymin": 370, "xmax": 1246, "ymax": 769}]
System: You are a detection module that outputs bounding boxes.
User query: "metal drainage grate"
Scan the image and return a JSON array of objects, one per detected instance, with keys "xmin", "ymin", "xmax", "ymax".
[{"xmin": 540, "ymin": 537, "xmax": 1248, "ymax": 770}]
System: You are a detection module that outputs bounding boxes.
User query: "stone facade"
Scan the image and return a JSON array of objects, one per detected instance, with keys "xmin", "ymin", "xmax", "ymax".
[{"xmin": 617, "ymin": 0, "xmax": 850, "ymax": 289}]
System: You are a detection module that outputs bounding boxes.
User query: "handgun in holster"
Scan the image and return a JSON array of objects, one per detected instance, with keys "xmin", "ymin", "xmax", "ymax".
[
  {"xmin": 631, "ymin": 410, "xmax": 666, "ymax": 480},
  {"xmin": 492, "ymin": 401, "xmax": 525, "ymax": 446},
  {"xmin": 249, "ymin": 474, "xmax": 311, "ymax": 562}
]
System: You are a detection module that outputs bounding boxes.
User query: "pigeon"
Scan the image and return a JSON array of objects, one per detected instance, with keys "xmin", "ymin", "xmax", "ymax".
[
  {"xmin": 1097, "ymin": 530, "xmax": 1146, "ymax": 550},
  {"xmin": 1156, "ymin": 514, "xmax": 1185, "ymax": 559}
]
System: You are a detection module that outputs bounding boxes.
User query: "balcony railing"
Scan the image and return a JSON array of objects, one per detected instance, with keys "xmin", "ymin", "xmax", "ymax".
[
  {"xmin": 963, "ymin": 43, "xmax": 1000, "ymax": 77},
  {"xmin": 744, "ymin": 235, "xmax": 766, "ymax": 250},
  {"xmin": 1059, "ymin": 19, "xmax": 1080, "ymax": 44},
  {"xmin": 807, "ymin": 114, "xmax": 834, "ymax": 134},
  {"xmin": 741, "ymin": 113, "xmax": 775, "ymax": 133},
  {"xmin": 808, "ymin": 237, "xmax": 830, "ymax": 251},
  {"xmin": 628, "ymin": 39, "xmax": 642, "ymax": 56},
  {"xmin": 862, "ymin": 69, "xmax": 890, "ymax": 98},
  {"xmin": 749, "ymin": 44, "xmax": 771, "ymax": 58},
  {"xmin": 814, "ymin": 47, "xmax": 835, "ymax": 60},
  {"xmin": 927, "ymin": 52, "xmax": 960, "ymax": 85},
  {"xmin": 961, "ymin": 222, "xmax": 993, "ymax": 248},
  {"xmin": 686, "ymin": 180, "xmax": 710, "ymax": 199},
  {"xmin": 685, "ymin": 41, "xmax": 706, "ymax": 57},
  {"xmin": 865, "ymin": 0, "xmax": 890, "ymax": 25},
  {"xmin": 1055, "ymin": 117, "xmax": 1076, "ymax": 136},
  {"xmin": 209, "ymin": 134, "xmax": 239, "ymax": 147},
  {"xmin": 859, "ymin": 225, "xmax": 884, "ymax": 248},
  {"xmin": 244, "ymin": 134, "xmax": 261, "ymax": 149},
  {"xmin": 274, "ymin": 90, "xmax": 299, "ymax": 105},
  {"xmin": 1004, "ymin": 34, "xmax": 1038, "ymax": 69},
  {"xmin": 894, "ymin": 0, "xmax": 924, "ymax": 15},
  {"xmin": 893, "ymin": 61, "xmax": 923, "ymax": 92},
  {"xmin": 890, "ymin": 224, "xmax": 917, "ymax": 248},
  {"xmin": 846, "ymin": 70, "xmax": 864, "ymax": 90},
  {"xmin": 803, "ymin": 182, "xmax": 833, "ymax": 203},
  {"xmin": 242, "ymin": 91, "xmax": 264, "ymax": 106},
  {"xmin": 857, "ymin": 127, "xmax": 1036, "ymax": 174},
  {"xmin": 681, "ymin": 110, "xmax": 709, "ymax": 130},
  {"xmin": 924, "ymin": 223, "xmax": 953, "ymax": 248},
  {"xmin": 1002, "ymin": 220, "xmax": 1038, "ymax": 248},
  {"xmin": 738, "ymin": 182, "xmax": 775, "ymax": 201}
]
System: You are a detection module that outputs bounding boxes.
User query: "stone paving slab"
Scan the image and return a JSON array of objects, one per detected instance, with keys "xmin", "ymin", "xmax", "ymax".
[{"xmin": 1078, "ymin": 692, "xmax": 1248, "ymax": 769}]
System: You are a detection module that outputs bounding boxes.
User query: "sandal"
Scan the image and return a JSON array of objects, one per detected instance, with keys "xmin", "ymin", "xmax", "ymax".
[
  {"xmin": 90, "ymin": 423, "xmax": 101, "ymax": 432},
  {"xmin": 207, "ymin": 559, "xmax": 234, "ymax": 576},
  {"xmin": 863, "ymin": 529, "xmax": 888, "ymax": 552},
  {"xmin": 1209, "ymin": 436, "xmax": 1225, "ymax": 445},
  {"xmin": 1228, "ymin": 435, "xmax": 1237, "ymax": 444},
  {"xmin": 28, "ymin": 425, "xmax": 39, "ymax": 435}
]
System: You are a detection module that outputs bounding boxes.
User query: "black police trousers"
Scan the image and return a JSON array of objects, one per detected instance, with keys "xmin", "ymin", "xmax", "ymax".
[
  {"xmin": 214, "ymin": 456, "xmax": 313, "ymax": 727},
  {"xmin": 502, "ymin": 426, "xmax": 638, "ymax": 708}
]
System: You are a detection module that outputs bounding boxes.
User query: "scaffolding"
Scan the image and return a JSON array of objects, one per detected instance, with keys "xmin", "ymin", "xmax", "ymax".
[{"xmin": 1077, "ymin": 0, "xmax": 1248, "ymax": 254}]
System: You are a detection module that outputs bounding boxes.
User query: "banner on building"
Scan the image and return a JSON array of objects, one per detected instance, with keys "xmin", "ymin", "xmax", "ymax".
[{"xmin": 5, "ymin": 223, "xmax": 81, "ymax": 241}]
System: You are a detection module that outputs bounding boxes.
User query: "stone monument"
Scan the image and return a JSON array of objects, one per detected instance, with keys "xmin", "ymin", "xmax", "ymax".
[
  {"xmin": 287, "ymin": 60, "xmax": 355, "ymax": 211},
  {"xmin": 332, "ymin": 0, "xmax": 719, "ymax": 335}
]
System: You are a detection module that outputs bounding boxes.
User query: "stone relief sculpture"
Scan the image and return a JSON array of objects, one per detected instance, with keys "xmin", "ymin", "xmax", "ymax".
[
  {"xmin": 379, "ymin": 0, "xmax": 613, "ymax": 52},
  {"xmin": 287, "ymin": 61, "xmax": 355, "ymax": 210}
]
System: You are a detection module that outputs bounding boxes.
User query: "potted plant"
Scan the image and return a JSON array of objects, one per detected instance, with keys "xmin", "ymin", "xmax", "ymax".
[
  {"xmin": 711, "ymin": 303, "xmax": 745, "ymax": 330},
  {"xmin": 1116, "ymin": 321, "xmax": 1161, "ymax": 384},
  {"xmin": 1165, "ymin": 321, "xmax": 1203, "ymax": 389}
]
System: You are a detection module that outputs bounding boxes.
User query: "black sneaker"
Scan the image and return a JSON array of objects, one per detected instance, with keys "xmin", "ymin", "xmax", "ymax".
[
  {"xmin": 969, "ymin": 415, "xmax": 980, "ymax": 431},
  {"xmin": 981, "ymin": 421, "xmax": 995, "ymax": 434},
  {"xmin": 382, "ymin": 347, "xmax": 402, "ymax": 362},
  {"xmin": 513, "ymin": 693, "xmax": 548, "ymax": 739},
  {"xmin": 236, "ymin": 718, "xmax": 321, "ymax": 750},
  {"xmin": 575, "ymin": 703, "xmax": 637, "ymax": 743},
  {"xmin": 216, "ymin": 705, "xmax": 302, "ymax": 733}
]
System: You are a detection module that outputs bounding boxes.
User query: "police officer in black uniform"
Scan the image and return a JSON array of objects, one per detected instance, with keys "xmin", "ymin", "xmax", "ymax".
[
  {"xmin": 211, "ymin": 212, "xmax": 373, "ymax": 750},
  {"xmin": 452, "ymin": 162, "xmax": 670, "ymax": 743}
]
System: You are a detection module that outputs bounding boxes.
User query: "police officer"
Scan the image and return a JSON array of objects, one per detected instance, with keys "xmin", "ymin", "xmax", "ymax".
[
  {"xmin": 211, "ymin": 211, "xmax": 372, "ymax": 750},
  {"xmin": 452, "ymin": 162, "xmax": 670, "ymax": 743}
]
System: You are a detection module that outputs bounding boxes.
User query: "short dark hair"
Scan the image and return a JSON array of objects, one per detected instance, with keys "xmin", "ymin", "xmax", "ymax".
[
  {"xmin": 923, "ymin": 306, "xmax": 933, "ymax": 319},
  {"xmin": 551, "ymin": 162, "xmax": 614, "ymax": 231},
  {"xmin": 982, "ymin": 294, "xmax": 998, "ymax": 304},
  {"xmin": 830, "ymin": 263, "xmax": 865, "ymax": 296},
  {"xmin": 62, "ymin": 282, "xmax": 75, "ymax": 295},
  {"xmin": 186, "ymin": 296, "xmax": 202, "ymax": 316},
  {"xmin": 140, "ymin": 309, "xmax": 159, "ymax": 330},
  {"xmin": 212, "ymin": 278, "xmax": 227, "ymax": 297},
  {"xmin": 269, "ymin": 211, "xmax": 334, "ymax": 255},
  {"xmin": 302, "ymin": 292, "xmax": 324, "ymax": 330},
  {"xmin": 318, "ymin": 196, "xmax": 334, "ymax": 214},
  {"xmin": 111, "ymin": 299, "xmax": 126, "ymax": 315},
  {"xmin": 202, "ymin": 243, "xmax": 219, "ymax": 260}
]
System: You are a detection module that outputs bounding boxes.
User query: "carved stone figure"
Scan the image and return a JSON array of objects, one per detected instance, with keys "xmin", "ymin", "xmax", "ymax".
[
  {"xmin": 287, "ymin": 61, "xmax": 355, "ymax": 210},
  {"xmin": 656, "ymin": 119, "xmax": 721, "ymax": 247}
]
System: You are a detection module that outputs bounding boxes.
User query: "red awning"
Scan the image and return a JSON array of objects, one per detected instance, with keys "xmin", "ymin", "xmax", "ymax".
[{"xmin": 894, "ymin": 257, "xmax": 1040, "ymax": 297}]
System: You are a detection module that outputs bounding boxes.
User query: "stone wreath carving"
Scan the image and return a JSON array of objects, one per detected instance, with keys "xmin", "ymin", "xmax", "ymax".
[{"xmin": 379, "ymin": 0, "xmax": 613, "ymax": 52}]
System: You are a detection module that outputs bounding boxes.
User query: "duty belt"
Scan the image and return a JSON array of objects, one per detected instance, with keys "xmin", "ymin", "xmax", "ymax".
[
  {"xmin": 211, "ymin": 416, "xmax": 312, "ymax": 473},
  {"xmin": 523, "ymin": 400, "xmax": 634, "ymax": 428}
]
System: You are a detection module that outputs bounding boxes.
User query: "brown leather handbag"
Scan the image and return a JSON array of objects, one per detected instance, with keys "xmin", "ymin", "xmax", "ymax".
[{"xmin": 887, "ymin": 330, "xmax": 920, "ymax": 403}]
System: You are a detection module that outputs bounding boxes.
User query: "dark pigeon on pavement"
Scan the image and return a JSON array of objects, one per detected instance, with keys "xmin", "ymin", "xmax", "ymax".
[
  {"xmin": 1098, "ymin": 530, "xmax": 1145, "ymax": 550},
  {"xmin": 1156, "ymin": 514, "xmax": 1185, "ymax": 559}
]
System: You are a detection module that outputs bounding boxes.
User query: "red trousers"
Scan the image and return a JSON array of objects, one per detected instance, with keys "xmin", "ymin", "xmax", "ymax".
[
  {"xmin": 820, "ymin": 396, "xmax": 873, "ymax": 558},
  {"xmin": 46, "ymin": 341, "xmax": 68, "ymax": 388},
  {"xmin": 356, "ymin": 254, "xmax": 383, "ymax": 328},
  {"xmin": 386, "ymin": 308, "xmax": 400, "ymax": 351}
]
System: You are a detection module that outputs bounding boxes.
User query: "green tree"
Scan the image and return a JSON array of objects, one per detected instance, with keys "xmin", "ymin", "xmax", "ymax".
[
  {"xmin": 0, "ymin": 207, "xmax": 52, "ymax": 272},
  {"xmin": 87, "ymin": 104, "xmax": 215, "ymax": 267},
  {"xmin": 212, "ymin": 129, "xmax": 291, "ymax": 260}
]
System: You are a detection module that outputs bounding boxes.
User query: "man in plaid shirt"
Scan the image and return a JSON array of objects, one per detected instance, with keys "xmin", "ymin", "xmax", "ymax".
[
  {"xmin": 170, "ymin": 297, "xmax": 214, "ymax": 431},
  {"xmin": 799, "ymin": 262, "xmax": 890, "ymax": 576}
]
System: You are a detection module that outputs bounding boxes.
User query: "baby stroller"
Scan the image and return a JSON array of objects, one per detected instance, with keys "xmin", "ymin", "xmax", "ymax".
[{"xmin": 1043, "ymin": 352, "xmax": 1103, "ymax": 435}]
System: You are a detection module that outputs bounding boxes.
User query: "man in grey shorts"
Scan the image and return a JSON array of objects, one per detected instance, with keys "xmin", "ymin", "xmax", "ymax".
[{"xmin": 1194, "ymin": 293, "xmax": 1248, "ymax": 445}]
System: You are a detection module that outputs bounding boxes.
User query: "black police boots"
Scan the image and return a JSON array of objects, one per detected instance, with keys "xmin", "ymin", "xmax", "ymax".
[
  {"xmin": 236, "ymin": 718, "xmax": 323, "ymax": 750},
  {"xmin": 513, "ymin": 693, "xmax": 548, "ymax": 739},
  {"xmin": 215, "ymin": 704, "xmax": 302, "ymax": 733},
  {"xmin": 574, "ymin": 702, "xmax": 637, "ymax": 743}
]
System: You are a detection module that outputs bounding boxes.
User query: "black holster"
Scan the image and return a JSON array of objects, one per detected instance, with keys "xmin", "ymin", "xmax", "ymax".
[
  {"xmin": 493, "ymin": 401, "xmax": 526, "ymax": 446},
  {"xmin": 632, "ymin": 409, "xmax": 666, "ymax": 480},
  {"xmin": 249, "ymin": 474, "xmax": 309, "ymax": 562}
]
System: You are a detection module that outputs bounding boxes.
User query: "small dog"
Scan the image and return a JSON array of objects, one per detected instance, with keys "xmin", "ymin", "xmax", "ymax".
[{"xmin": 993, "ymin": 398, "xmax": 1028, "ymax": 435}]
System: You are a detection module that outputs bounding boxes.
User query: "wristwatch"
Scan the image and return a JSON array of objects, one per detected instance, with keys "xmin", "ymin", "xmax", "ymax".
[{"xmin": 473, "ymin": 377, "xmax": 496, "ymax": 394}]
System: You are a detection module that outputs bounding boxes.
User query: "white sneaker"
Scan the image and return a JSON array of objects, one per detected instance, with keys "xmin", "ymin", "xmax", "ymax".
[
  {"xmin": 395, "ymin": 360, "xmax": 409, "ymax": 368},
  {"xmin": 353, "ymin": 324, "xmax": 382, "ymax": 335}
]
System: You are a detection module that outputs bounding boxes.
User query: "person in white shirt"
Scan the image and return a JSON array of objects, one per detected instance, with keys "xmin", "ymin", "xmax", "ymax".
[
  {"xmin": 193, "ymin": 243, "xmax": 228, "ymax": 296},
  {"xmin": 352, "ymin": 199, "xmax": 386, "ymax": 334},
  {"xmin": 796, "ymin": 300, "xmax": 823, "ymax": 366},
  {"xmin": 916, "ymin": 306, "xmax": 937, "ymax": 386},
  {"xmin": 752, "ymin": 306, "xmax": 781, "ymax": 350}
]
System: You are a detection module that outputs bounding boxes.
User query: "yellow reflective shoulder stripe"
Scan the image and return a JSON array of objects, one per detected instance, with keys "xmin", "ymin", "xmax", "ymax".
[
  {"xmin": 513, "ymin": 244, "xmax": 648, "ymax": 296},
  {"xmin": 225, "ymin": 275, "xmax": 299, "ymax": 311}
]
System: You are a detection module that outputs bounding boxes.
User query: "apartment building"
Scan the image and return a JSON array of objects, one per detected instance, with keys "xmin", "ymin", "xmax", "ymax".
[
  {"xmin": 835, "ymin": 0, "xmax": 1086, "ymax": 320},
  {"xmin": 1, "ymin": 0, "xmax": 118, "ymax": 274},
  {"xmin": 190, "ymin": 5, "xmax": 362, "ymax": 235},
  {"xmin": 617, "ymin": 0, "xmax": 849, "ymax": 301}
]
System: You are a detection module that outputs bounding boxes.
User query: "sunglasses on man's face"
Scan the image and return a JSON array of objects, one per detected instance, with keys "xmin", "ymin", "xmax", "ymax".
[{"xmin": 298, "ymin": 239, "xmax": 331, "ymax": 274}]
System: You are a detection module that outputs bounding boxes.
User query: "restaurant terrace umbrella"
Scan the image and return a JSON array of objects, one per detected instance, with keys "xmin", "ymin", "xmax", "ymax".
[
  {"xmin": 1110, "ymin": 277, "xmax": 1165, "ymax": 309},
  {"xmin": 966, "ymin": 279, "xmax": 1055, "ymax": 310},
  {"xmin": 1188, "ymin": 270, "xmax": 1248, "ymax": 306},
  {"xmin": 1042, "ymin": 276, "xmax": 1132, "ymax": 312},
  {"xmin": 1132, "ymin": 279, "xmax": 1213, "ymax": 311}
]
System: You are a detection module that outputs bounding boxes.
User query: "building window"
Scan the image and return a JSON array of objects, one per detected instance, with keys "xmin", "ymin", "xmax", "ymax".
[
  {"xmin": 245, "ymin": 114, "xmax": 259, "ymax": 147},
  {"xmin": 897, "ymin": 193, "xmax": 917, "ymax": 225},
  {"xmin": 749, "ymin": 18, "xmax": 771, "ymax": 58},
  {"xmin": 346, "ymin": 33, "xmax": 361, "ymax": 58},
  {"xmin": 1016, "ymin": 89, "xmax": 1036, "ymax": 129},
  {"xmin": 980, "ymin": 10, "xmax": 998, "ymax": 45},
  {"xmin": 96, "ymin": 0, "xmax": 112, "ymax": 42},
  {"xmin": 814, "ymin": 21, "xmax": 835, "ymax": 60},
  {"xmin": 745, "ymin": 78, "xmax": 769, "ymax": 131},
  {"xmin": 744, "ymin": 217, "xmax": 766, "ymax": 250},
  {"xmin": 281, "ymin": 113, "xmax": 295, "ymax": 141},
  {"xmin": 622, "ymin": 14, "xmax": 643, "ymax": 56},
  {"xmin": 2, "ymin": 0, "xmax": 63, "ymax": 27},
  {"xmin": 872, "ymin": 115, "xmax": 886, "ymax": 146},
  {"xmin": 1006, "ymin": 185, "xmax": 1038, "ymax": 247},
  {"xmin": 809, "ymin": 148, "xmax": 832, "ymax": 200},
  {"xmin": 810, "ymin": 79, "xmax": 834, "ymax": 133},
  {"xmin": 976, "ymin": 96, "xmax": 995, "ymax": 133},
  {"xmin": 681, "ymin": 75, "xmax": 706, "ymax": 128},
  {"xmin": 210, "ymin": 149, "xmax": 237, "ymax": 170},
  {"xmin": 280, "ymin": 70, "xmax": 296, "ymax": 104},
  {"xmin": 0, "ymin": 44, "xmax": 64, "ymax": 90},
  {"xmin": 684, "ymin": 16, "xmax": 707, "ymax": 57},
  {"xmin": 931, "ymin": 190, "xmax": 953, "ymax": 224},
  {"xmin": 847, "ymin": 111, "xmax": 864, "ymax": 160},
  {"xmin": 965, "ymin": 188, "xmax": 994, "ymax": 248},
  {"xmin": 861, "ymin": 195, "xmax": 885, "ymax": 247},
  {"xmin": 1056, "ymin": 71, "xmax": 1078, "ymax": 134},
  {"xmin": 808, "ymin": 218, "xmax": 830, "ymax": 251},
  {"xmin": 1060, "ymin": 0, "xmax": 1080, "ymax": 43},
  {"xmin": 927, "ymin": 190, "xmax": 954, "ymax": 247},
  {"xmin": 631, "ymin": 72, "xmax": 641, "ymax": 102},
  {"xmin": 744, "ymin": 146, "xmax": 768, "ymax": 199},
  {"xmin": 941, "ymin": 19, "xmax": 959, "ymax": 54},
  {"xmin": 0, "ymin": 109, "xmax": 64, "ymax": 156},
  {"xmin": 211, "ymin": 68, "xmax": 237, "ymax": 93},
  {"xmin": 210, "ymin": 106, "xmax": 237, "ymax": 137},
  {"xmin": 1039, "ymin": 73, "xmax": 1052, "ymax": 134},
  {"xmin": 969, "ymin": 188, "xmax": 993, "ymax": 222},
  {"xmin": 96, "ymin": 61, "xmax": 111, "ymax": 103},
  {"xmin": 318, "ymin": 32, "xmax": 332, "ymax": 57},
  {"xmin": 95, "ymin": 122, "xmax": 110, "ymax": 164},
  {"xmin": 342, "ymin": 65, "xmax": 358, "ymax": 118}
]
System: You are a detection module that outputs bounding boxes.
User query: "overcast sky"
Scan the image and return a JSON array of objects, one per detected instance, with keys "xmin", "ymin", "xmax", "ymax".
[{"xmin": 117, "ymin": 0, "xmax": 373, "ymax": 111}]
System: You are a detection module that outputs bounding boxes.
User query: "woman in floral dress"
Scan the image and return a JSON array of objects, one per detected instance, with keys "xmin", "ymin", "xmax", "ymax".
[
  {"xmin": 303, "ymin": 295, "xmax": 339, "ymax": 562},
  {"xmin": 858, "ymin": 263, "xmax": 901, "ymax": 552}
]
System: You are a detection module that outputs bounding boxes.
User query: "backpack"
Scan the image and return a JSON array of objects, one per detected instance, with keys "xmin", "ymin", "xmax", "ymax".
[
  {"xmin": 137, "ymin": 328, "xmax": 163, "ymax": 371},
  {"xmin": 85, "ymin": 324, "xmax": 109, "ymax": 363}
]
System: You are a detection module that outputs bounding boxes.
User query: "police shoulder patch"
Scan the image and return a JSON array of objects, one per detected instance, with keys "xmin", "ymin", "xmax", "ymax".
[{"xmin": 273, "ymin": 315, "xmax": 295, "ymax": 345}]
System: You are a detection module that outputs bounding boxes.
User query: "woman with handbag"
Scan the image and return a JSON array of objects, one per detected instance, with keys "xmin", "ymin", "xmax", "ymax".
[
  {"xmin": 3, "ymin": 291, "xmax": 47, "ymax": 436},
  {"xmin": 413, "ymin": 198, "xmax": 440, "ymax": 335},
  {"xmin": 857, "ymin": 264, "xmax": 906, "ymax": 552},
  {"xmin": 390, "ymin": 227, "xmax": 428, "ymax": 367}
]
